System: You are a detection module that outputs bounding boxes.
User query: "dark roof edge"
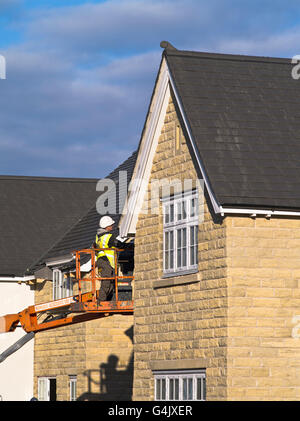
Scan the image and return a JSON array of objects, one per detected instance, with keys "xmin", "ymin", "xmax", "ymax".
[
  {"xmin": 105, "ymin": 150, "xmax": 138, "ymax": 180},
  {"xmin": 160, "ymin": 40, "xmax": 293, "ymax": 65},
  {"xmin": 0, "ymin": 174, "xmax": 99, "ymax": 182}
]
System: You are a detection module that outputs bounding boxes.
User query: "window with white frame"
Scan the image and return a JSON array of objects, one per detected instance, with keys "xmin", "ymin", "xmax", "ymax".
[
  {"xmin": 154, "ymin": 369, "xmax": 206, "ymax": 401},
  {"xmin": 38, "ymin": 377, "xmax": 57, "ymax": 401},
  {"xmin": 53, "ymin": 269, "xmax": 73, "ymax": 300},
  {"xmin": 163, "ymin": 190, "xmax": 198, "ymax": 275},
  {"xmin": 69, "ymin": 376, "xmax": 77, "ymax": 401}
]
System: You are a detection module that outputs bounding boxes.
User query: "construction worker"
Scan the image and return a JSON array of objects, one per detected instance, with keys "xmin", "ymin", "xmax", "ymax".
[{"xmin": 94, "ymin": 216, "xmax": 127, "ymax": 302}]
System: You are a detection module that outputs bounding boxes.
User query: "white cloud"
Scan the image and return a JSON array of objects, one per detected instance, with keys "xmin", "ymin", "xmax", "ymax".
[
  {"xmin": 217, "ymin": 27, "xmax": 300, "ymax": 58},
  {"xmin": 26, "ymin": 0, "xmax": 179, "ymax": 52},
  {"xmin": 1, "ymin": 0, "xmax": 300, "ymax": 177},
  {"xmin": 21, "ymin": 0, "xmax": 300, "ymax": 57},
  {"xmin": 0, "ymin": 44, "xmax": 153, "ymax": 177}
]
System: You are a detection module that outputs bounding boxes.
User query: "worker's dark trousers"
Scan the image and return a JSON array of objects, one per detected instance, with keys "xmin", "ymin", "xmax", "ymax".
[{"xmin": 97, "ymin": 257, "xmax": 114, "ymax": 301}]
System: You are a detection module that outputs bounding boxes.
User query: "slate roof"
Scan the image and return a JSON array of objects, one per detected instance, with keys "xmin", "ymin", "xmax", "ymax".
[
  {"xmin": 163, "ymin": 42, "xmax": 300, "ymax": 210},
  {"xmin": 29, "ymin": 150, "xmax": 137, "ymax": 273},
  {"xmin": 0, "ymin": 175, "xmax": 99, "ymax": 277}
]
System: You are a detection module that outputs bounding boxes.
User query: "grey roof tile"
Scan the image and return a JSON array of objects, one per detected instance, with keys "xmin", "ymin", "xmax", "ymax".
[
  {"xmin": 29, "ymin": 151, "xmax": 137, "ymax": 272},
  {"xmin": 0, "ymin": 176, "xmax": 99, "ymax": 276},
  {"xmin": 164, "ymin": 46, "xmax": 300, "ymax": 210}
]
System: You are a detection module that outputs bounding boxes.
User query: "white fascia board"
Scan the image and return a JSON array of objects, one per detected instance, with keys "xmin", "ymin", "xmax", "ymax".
[
  {"xmin": 119, "ymin": 58, "xmax": 171, "ymax": 237},
  {"xmin": 220, "ymin": 206, "xmax": 300, "ymax": 217},
  {"xmin": 0, "ymin": 275, "xmax": 35, "ymax": 283},
  {"xmin": 273, "ymin": 210, "xmax": 300, "ymax": 216},
  {"xmin": 46, "ymin": 255, "xmax": 75, "ymax": 267}
]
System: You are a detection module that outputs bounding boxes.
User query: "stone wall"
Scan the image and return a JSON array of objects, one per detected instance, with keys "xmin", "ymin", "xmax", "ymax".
[
  {"xmin": 33, "ymin": 94, "xmax": 300, "ymax": 401},
  {"xmin": 226, "ymin": 216, "xmax": 300, "ymax": 400},
  {"xmin": 132, "ymin": 95, "xmax": 227, "ymax": 400}
]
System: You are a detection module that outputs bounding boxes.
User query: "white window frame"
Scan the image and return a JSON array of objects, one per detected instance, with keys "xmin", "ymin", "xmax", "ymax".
[
  {"xmin": 162, "ymin": 190, "xmax": 198, "ymax": 276},
  {"xmin": 53, "ymin": 269, "xmax": 73, "ymax": 300},
  {"xmin": 38, "ymin": 377, "xmax": 56, "ymax": 401},
  {"xmin": 69, "ymin": 376, "xmax": 77, "ymax": 401},
  {"xmin": 38, "ymin": 377, "xmax": 48, "ymax": 401},
  {"xmin": 154, "ymin": 369, "xmax": 206, "ymax": 401}
]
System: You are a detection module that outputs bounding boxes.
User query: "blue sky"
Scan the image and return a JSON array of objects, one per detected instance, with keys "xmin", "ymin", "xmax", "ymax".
[{"xmin": 1, "ymin": 0, "xmax": 300, "ymax": 179}]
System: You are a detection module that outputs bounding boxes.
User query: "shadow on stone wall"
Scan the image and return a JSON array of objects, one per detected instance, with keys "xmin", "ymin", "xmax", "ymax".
[{"xmin": 78, "ymin": 326, "xmax": 134, "ymax": 401}]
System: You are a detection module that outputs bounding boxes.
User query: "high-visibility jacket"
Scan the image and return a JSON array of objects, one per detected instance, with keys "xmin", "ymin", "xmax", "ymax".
[{"xmin": 95, "ymin": 233, "xmax": 116, "ymax": 268}]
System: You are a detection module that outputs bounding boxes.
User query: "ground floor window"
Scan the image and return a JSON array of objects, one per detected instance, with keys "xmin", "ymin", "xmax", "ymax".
[
  {"xmin": 38, "ymin": 377, "xmax": 57, "ymax": 401},
  {"xmin": 69, "ymin": 376, "xmax": 77, "ymax": 401},
  {"xmin": 154, "ymin": 369, "xmax": 206, "ymax": 401}
]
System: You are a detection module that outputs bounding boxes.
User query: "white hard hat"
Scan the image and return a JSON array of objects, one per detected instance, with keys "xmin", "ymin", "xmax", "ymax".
[{"xmin": 99, "ymin": 216, "xmax": 115, "ymax": 229}]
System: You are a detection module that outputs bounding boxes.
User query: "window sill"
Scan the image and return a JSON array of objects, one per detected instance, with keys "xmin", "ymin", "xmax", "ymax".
[{"xmin": 154, "ymin": 269, "xmax": 199, "ymax": 289}]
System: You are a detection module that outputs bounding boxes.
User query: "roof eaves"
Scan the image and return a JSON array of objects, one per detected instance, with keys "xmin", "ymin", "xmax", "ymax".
[{"xmin": 0, "ymin": 175, "xmax": 99, "ymax": 183}]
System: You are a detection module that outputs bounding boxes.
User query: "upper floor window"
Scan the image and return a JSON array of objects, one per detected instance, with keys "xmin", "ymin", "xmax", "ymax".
[
  {"xmin": 53, "ymin": 269, "xmax": 73, "ymax": 300},
  {"xmin": 162, "ymin": 190, "xmax": 198, "ymax": 276}
]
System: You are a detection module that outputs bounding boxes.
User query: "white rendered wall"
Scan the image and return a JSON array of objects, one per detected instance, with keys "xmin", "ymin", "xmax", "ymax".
[{"xmin": 0, "ymin": 282, "xmax": 34, "ymax": 401}]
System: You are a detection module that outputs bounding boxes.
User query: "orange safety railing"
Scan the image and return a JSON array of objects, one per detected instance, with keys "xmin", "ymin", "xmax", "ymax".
[
  {"xmin": 0, "ymin": 247, "xmax": 134, "ymax": 335},
  {"xmin": 75, "ymin": 248, "xmax": 134, "ymax": 304}
]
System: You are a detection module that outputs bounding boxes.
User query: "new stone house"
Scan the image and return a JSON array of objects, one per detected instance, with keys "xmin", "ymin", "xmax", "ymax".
[
  {"xmin": 4, "ymin": 41, "xmax": 300, "ymax": 402},
  {"xmin": 118, "ymin": 42, "xmax": 300, "ymax": 401}
]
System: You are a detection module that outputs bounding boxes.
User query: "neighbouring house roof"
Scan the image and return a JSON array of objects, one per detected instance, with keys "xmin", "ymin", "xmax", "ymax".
[
  {"xmin": 0, "ymin": 175, "xmax": 99, "ymax": 277},
  {"xmin": 29, "ymin": 150, "xmax": 137, "ymax": 274},
  {"xmin": 162, "ymin": 42, "xmax": 300, "ymax": 210}
]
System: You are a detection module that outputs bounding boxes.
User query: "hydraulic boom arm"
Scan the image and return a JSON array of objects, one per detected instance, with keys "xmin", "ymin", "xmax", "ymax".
[
  {"xmin": 0, "ymin": 289, "xmax": 132, "ymax": 334},
  {"xmin": 0, "ymin": 248, "xmax": 133, "ymax": 365}
]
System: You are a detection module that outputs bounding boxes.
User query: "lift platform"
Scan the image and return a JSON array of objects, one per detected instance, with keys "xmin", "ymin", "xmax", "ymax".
[{"xmin": 0, "ymin": 248, "xmax": 134, "ymax": 335}]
